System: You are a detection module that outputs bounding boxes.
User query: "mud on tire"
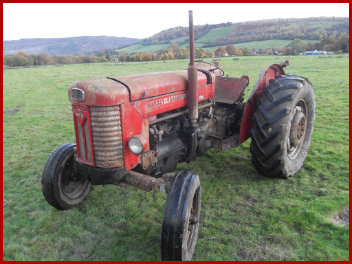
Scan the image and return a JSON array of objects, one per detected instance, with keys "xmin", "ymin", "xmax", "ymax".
[{"xmin": 250, "ymin": 74, "xmax": 316, "ymax": 178}]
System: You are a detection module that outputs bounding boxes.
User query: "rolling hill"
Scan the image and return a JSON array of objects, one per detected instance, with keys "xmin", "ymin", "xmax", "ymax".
[
  {"xmin": 117, "ymin": 17, "xmax": 348, "ymax": 53},
  {"xmin": 3, "ymin": 36, "xmax": 140, "ymax": 55},
  {"xmin": 3, "ymin": 17, "xmax": 348, "ymax": 56}
]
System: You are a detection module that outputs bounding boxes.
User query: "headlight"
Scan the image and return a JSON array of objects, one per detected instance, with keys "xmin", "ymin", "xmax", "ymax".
[{"xmin": 128, "ymin": 137, "xmax": 144, "ymax": 155}]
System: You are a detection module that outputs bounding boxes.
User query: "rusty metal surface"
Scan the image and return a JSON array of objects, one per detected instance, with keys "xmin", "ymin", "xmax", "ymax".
[
  {"xmin": 123, "ymin": 170, "xmax": 165, "ymax": 192},
  {"xmin": 122, "ymin": 170, "xmax": 175, "ymax": 193},
  {"xmin": 212, "ymin": 76, "xmax": 248, "ymax": 104},
  {"xmin": 72, "ymin": 104, "xmax": 95, "ymax": 166},
  {"xmin": 140, "ymin": 150, "xmax": 157, "ymax": 170},
  {"xmin": 109, "ymin": 71, "xmax": 207, "ymax": 102},
  {"xmin": 69, "ymin": 78, "xmax": 130, "ymax": 106},
  {"xmin": 195, "ymin": 61, "xmax": 224, "ymax": 77},
  {"xmin": 187, "ymin": 66, "xmax": 198, "ymax": 127},
  {"xmin": 189, "ymin": 10, "xmax": 195, "ymax": 67},
  {"xmin": 70, "ymin": 71, "xmax": 208, "ymax": 106},
  {"xmin": 149, "ymin": 102, "xmax": 213, "ymax": 125},
  {"xmin": 187, "ymin": 10, "xmax": 198, "ymax": 128},
  {"xmin": 90, "ymin": 105, "xmax": 124, "ymax": 168}
]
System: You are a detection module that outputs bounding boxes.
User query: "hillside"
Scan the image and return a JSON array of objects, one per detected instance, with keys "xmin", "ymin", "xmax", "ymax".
[
  {"xmin": 3, "ymin": 36, "xmax": 140, "ymax": 55},
  {"xmin": 3, "ymin": 17, "xmax": 348, "ymax": 56},
  {"xmin": 118, "ymin": 17, "xmax": 348, "ymax": 53}
]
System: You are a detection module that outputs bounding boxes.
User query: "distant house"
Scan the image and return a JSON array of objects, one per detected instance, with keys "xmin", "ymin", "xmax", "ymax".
[
  {"xmin": 305, "ymin": 50, "xmax": 327, "ymax": 55},
  {"xmin": 110, "ymin": 55, "xmax": 119, "ymax": 62}
]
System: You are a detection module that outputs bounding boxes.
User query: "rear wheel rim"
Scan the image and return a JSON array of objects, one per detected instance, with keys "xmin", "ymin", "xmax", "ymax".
[{"xmin": 287, "ymin": 99, "xmax": 308, "ymax": 159}]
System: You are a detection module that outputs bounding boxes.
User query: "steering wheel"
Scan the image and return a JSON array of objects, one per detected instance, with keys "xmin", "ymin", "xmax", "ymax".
[{"xmin": 197, "ymin": 61, "xmax": 225, "ymax": 76}]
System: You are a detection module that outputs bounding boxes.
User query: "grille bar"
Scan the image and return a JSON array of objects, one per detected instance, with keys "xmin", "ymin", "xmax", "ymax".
[{"xmin": 90, "ymin": 106, "xmax": 124, "ymax": 168}]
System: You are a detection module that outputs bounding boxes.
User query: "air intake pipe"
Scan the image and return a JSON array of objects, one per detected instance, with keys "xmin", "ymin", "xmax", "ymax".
[{"xmin": 187, "ymin": 10, "xmax": 198, "ymax": 128}]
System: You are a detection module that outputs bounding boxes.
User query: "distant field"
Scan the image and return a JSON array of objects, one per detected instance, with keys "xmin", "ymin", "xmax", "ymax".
[
  {"xmin": 203, "ymin": 39, "xmax": 320, "ymax": 51},
  {"xmin": 117, "ymin": 43, "xmax": 170, "ymax": 53},
  {"xmin": 3, "ymin": 55, "xmax": 349, "ymax": 260},
  {"xmin": 118, "ymin": 39, "xmax": 319, "ymax": 53},
  {"xmin": 194, "ymin": 25, "xmax": 237, "ymax": 43}
]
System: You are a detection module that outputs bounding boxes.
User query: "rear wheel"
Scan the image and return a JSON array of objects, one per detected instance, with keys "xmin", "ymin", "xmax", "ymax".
[
  {"xmin": 42, "ymin": 143, "xmax": 91, "ymax": 210},
  {"xmin": 250, "ymin": 74, "xmax": 315, "ymax": 178},
  {"xmin": 161, "ymin": 170, "xmax": 201, "ymax": 261}
]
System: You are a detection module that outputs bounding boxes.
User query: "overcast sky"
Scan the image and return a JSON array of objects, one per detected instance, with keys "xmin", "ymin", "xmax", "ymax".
[{"xmin": 3, "ymin": 3, "xmax": 349, "ymax": 41}]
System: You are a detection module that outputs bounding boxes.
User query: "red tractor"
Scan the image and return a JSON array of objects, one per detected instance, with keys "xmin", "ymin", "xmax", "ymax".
[{"xmin": 42, "ymin": 11, "xmax": 315, "ymax": 261}]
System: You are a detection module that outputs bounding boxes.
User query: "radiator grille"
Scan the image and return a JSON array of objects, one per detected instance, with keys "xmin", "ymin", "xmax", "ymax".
[{"xmin": 90, "ymin": 106, "xmax": 124, "ymax": 168}]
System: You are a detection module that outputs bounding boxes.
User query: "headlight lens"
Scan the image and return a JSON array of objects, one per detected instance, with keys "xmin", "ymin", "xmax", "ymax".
[{"xmin": 128, "ymin": 137, "xmax": 144, "ymax": 155}]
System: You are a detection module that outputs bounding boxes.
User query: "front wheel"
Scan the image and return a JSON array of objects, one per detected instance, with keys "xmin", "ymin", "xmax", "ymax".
[
  {"xmin": 250, "ymin": 74, "xmax": 316, "ymax": 178},
  {"xmin": 42, "ymin": 143, "xmax": 91, "ymax": 210},
  {"xmin": 161, "ymin": 171, "xmax": 201, "ymax": 261}
]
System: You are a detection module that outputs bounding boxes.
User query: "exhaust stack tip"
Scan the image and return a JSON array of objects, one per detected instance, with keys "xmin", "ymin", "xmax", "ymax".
[{"xmin": 188, "ymin": 10, "xmax": 195, "ymax": 67}]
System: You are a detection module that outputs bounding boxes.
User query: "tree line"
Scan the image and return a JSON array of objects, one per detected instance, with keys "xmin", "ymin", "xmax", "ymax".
[
  {"xmin": 284, "ymin": 36, "xmax": 349, "ymax": 55},
  {"xmin": 3, "ymin": 36, "xmax": 349, "ymax": 67},
  {"xmin": 3, "ymin": 52, "xmax": 109, "ymax": 67},
  {"xmin": 142, "ymin": 17, "xmax": 348, "ymax": 48}
]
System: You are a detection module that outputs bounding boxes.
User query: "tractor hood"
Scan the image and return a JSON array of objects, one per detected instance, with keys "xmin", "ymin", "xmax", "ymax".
[{"xmin": 69, "ymin": 70, "xmax": 208, "ymax": 106}]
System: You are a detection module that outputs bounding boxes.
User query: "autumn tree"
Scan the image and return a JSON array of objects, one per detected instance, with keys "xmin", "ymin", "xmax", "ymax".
[
  {"xmin": 235, "ymin": 49, "xmax": 243, "ymax": 56},
  {"xmin": 140, "ymin": 53, "xmax": 153, "ymax": 61},
  {"xmin": 241, "ymin": 47, "xmax": 251, "ymax": 56},
  {"xmin": 215, "ymin": 47, "xmax": 226, "ymax": 57},
  {"xmin": 225, "ymin": 44, "xmax": 236, "ymax": 56},
  {"xmin": 195, "ymin": 48, "xmax": 205, "ymax": 58},
  {"xmin": 18, "ymin": 51, "xmax": 27, "ymax": 57}
]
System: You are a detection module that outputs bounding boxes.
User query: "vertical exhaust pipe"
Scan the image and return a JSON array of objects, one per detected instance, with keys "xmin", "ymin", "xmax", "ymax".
[{"xmin": 187, "ymin": 10, "xmax": 198, "ymax": 128}]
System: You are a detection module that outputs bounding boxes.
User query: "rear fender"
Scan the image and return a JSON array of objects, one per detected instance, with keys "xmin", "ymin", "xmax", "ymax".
[{"xmin": 239, "ymin": 62, "xmax": 289, "ymax": 144}]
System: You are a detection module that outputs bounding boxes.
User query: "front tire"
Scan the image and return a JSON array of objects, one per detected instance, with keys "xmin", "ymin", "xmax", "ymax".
[
  {"xmin": 250, "ymin": 74, "xmax": 316, "ymax": 178},
  {"xmin": 42, "ymin": 143, "xmax": 91, "ymax": 210},
  {"xmin": 161, "ymin": 171, "xmax": 201, "ymax": 261}
]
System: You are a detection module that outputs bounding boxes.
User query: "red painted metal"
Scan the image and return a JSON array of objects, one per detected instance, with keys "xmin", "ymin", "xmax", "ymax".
[
  {"xmin": 212, "ymin": 76, "xmax": 249, "ymax": 104},
  {"xmin": 69, "ymin": 70, "xmax": 208, "ymax": 106},
  {"xmin": 69, "ymin": 78, "xmax": 130, "ymax": 106},
  {"xmin": 72, "ymin": 104, "xmax": 95, "ymax": 166},
  {"xmin": 110, "ymin": 71, "xmax": 208, "ymax": 101},
  {"xmin": 131, "ymin": 85, "xmax": 213, "ymax": 118},
  {"xmin": 239, "ymin": 63, "xmax": 286, "ymax": 143},
  {"xmin": 120, "ymin": 103, "xmax": 149, "ymax": 171},
  {"xmin": 70, "ymin": 68, "xmax": 213, "ymax": 170},
  {"xmin": 70, "ymin": 61, "xmax": 287, "ymax": 170},
  {"xmin": 121, "ymin": 84, "xmax": 214, "ymax": 170}
]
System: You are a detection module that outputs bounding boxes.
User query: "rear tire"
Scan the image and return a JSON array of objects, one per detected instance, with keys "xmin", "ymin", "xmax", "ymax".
[
  {"xmin": 42, "ymin": 143, "xmax": 91, "ymax": 210},
  {"xmin": 250, "ymin": 74, "xmax": 315, "ymax": 178},
  {"xmin": 161, "ymin": 171, "xmax": 201, "ymax": 261}
]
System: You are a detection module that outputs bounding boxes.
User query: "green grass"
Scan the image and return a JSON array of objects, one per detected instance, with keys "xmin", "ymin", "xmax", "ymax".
[
  {"xmin": 3, "ymin": 55, "xmax": 349, "ymax": 260},
  {"xmin": 118, "ymin": 39, "xmax": 320, "ymax": 53},
  {"xmin": 203, "ymin": 39, "xmax": 320, "ymax": 51},
  {"xmin": 195, "ymin": 25, "xmax": 237, "ymax": 44},
  {"xmin": 117, "ymin": 43, "xmax": 170, "ymax": 53}
]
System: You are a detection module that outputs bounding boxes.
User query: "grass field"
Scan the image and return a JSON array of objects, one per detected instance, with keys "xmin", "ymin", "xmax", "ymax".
[
  {"xmin": 117, "ymin": 43, "xmax": 170, "ymax": 53},
  {"xmin": 3, "ymin": 55, "xmax": 349, "ymax": 260},
  {"xmin": 202, "ymin": 39, "xmax": 320, "ymax": 51},
  {"xmin": 118, "ymin": 39, "xmax": 319, "ymax": 53},
  {"xmin": 193, "ymin": 25, "xmax": 237, "ymax": 43}
]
